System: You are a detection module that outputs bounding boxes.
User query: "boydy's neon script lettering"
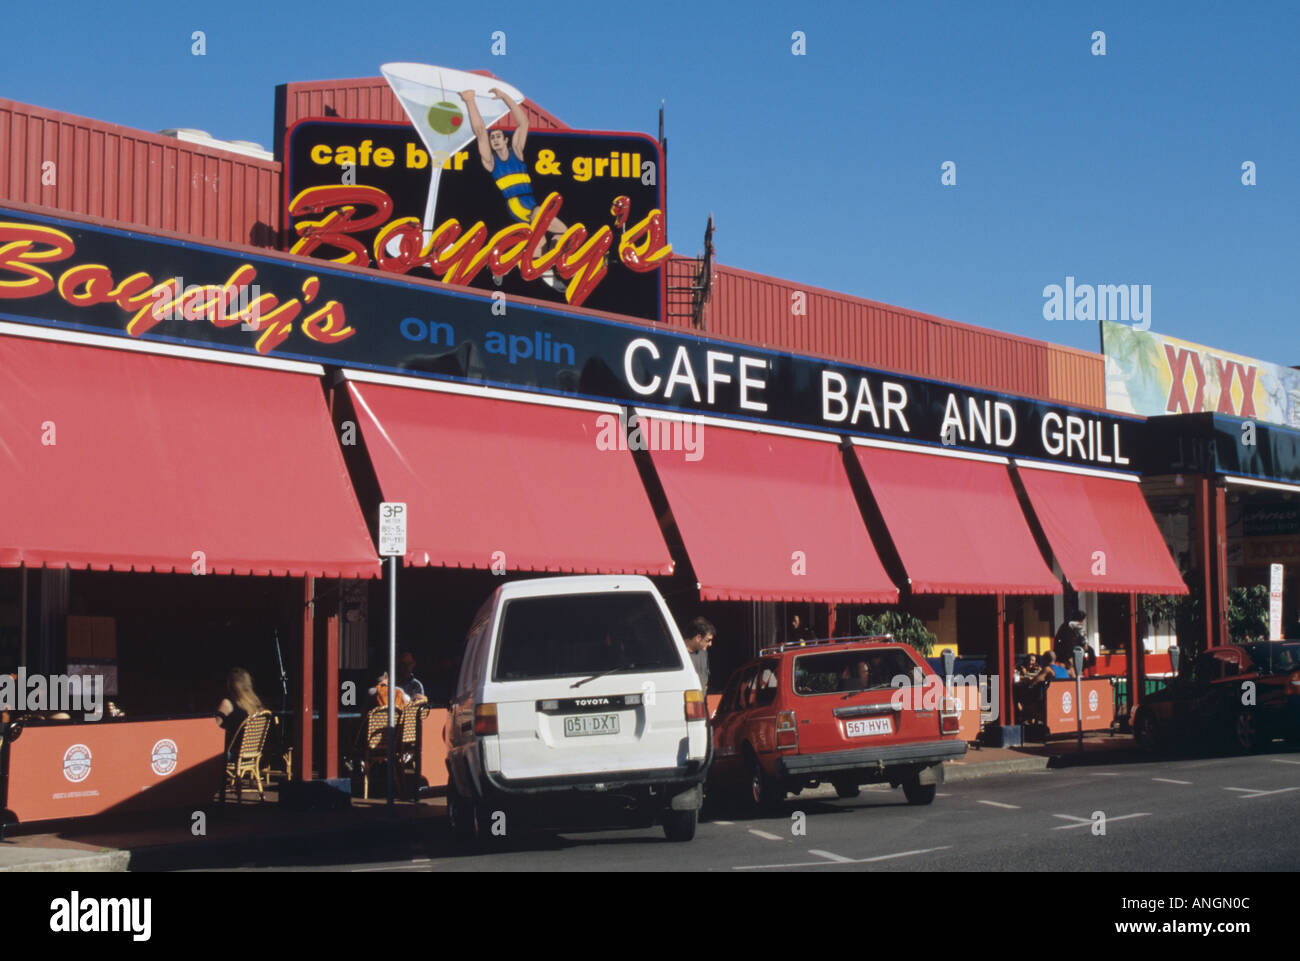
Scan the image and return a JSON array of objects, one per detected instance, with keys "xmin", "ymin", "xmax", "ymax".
[
  {"xmin": 0, "ymin": 222, "xmax": 354, "ymax": 355},
  {"xmin": 287, "ymin": 185, "xmax": 670, "ymax": 307}
]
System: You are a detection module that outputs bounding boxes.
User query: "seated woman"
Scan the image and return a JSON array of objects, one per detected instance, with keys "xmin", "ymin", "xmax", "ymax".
[{"xmin": 216, "ymin": 667, "xmax": 266, "ymax": 746}]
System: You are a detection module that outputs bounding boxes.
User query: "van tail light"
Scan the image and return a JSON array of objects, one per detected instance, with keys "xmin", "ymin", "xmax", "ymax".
[
  {"xmin": 685, "ymin": 689, "xmax": 708, "ymax": 721},
  {"xmin": 939, "ymin": 696, "xmax": 961, "ymax": 735},
  {"xmin": 776, "ymin": 710, "xmax": 798, "ymax": 748},
  {"xmin": 474, "ymin": 702, "xmax": 498, "ymax": 736},
  {"xmin": 1289, "ymin": 670, "xmax": 1300, "ymax": 689}
]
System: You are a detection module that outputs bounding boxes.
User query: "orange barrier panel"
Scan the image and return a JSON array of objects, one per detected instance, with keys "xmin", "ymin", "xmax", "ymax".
[
  {"xmin": 1045, "ymin": 679, "xmax": 1114, "ymax": 735},
  {"xmin": 418, "ymin": 708, "xmax": 449, "ymax": 788},
  {"xmin": 3, "ymin": 716, "xmax": 224, "ymax": 822}
]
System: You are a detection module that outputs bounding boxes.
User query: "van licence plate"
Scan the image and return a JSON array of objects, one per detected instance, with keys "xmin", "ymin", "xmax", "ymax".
[
  {"xmin": 564, "ymin": 714, "xmax": 620, "ymax": 737},
  {"xmin": 845, "ymin": 717, "xmax": 892, "ymax": 737}
]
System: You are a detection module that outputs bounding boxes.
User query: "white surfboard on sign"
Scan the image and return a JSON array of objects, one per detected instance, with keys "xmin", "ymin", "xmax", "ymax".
[{"xmin": 381, "ymin": 63, "xmax": 527, "ymax": 240}]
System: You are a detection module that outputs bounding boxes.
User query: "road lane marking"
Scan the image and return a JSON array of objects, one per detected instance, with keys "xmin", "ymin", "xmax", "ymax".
[
  {"xmin": 976, "ymin": 799, "xmax": 1020, "ymax": 809},
  {"xmin": 1225, "ymin": 786, "xmax": 1300, "ymax": 798},
  {"xmin": 1087, "ymin": 772, "xmax": 1120, "ymax": 776},
  {"xmin": 1052, "ymin": 812, "xmax": 1150, "ymax": 830},
  {"xmin": 748, "ymin": 829, "xmax": 783, "ymax": 841},
  {"xmin": 1152, "ymin": 778, "xmax": 1192, "ymax": 785},
  {"xmin": 352, "ymin": 865, "xmax": 427, "ymax": 872},
  {"xmin": 937, "ymin": 792, "xmax": 952, "ymax": 797},
  {"xmin": 733, "ymin": 845, "xmax": 952, "ymax": 871},
  {"xmin": 809, "ymin": 849, "xmax": 853, "ymax": 862},
  {"xmin": 1268, "ymin": 759, "xmax": 1300, "ymax": 766},
  {"xmin": 713, "ymin": 820, "xmax": 734, "ymax": 826}
]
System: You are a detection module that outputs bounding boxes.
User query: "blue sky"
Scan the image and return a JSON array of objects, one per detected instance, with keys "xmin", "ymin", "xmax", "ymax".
[{"xmin": 2, "ymin": 0, "xmax": 1295, "ymax": 361}]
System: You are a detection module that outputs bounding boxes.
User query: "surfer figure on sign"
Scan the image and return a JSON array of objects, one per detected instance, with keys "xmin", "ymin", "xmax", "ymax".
[{"xmin": 461, "ymin": 87, "xmax": 568, "ymax": 285}]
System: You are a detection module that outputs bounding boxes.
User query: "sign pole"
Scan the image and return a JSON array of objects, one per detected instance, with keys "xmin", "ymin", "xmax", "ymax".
[
  {"xmin": 1073, "ymin": 646, "xmax": 1085, "ymax": 753},
  {"xmin": 387, "ymin": 554, "xmax": 396, "ymax": 809},
  {"xmin": 1270, "ymin": 564, "xmax": 1284, "ymax": 642},
  {"xmin": 378, "ymin": 503, "xmax": 407, "ymax": 811}
]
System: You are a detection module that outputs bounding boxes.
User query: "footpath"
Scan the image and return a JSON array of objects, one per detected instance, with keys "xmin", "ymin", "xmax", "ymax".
[{"xmin": 0, "ymin": 734, "xmax": 1138, "ymax": 872}]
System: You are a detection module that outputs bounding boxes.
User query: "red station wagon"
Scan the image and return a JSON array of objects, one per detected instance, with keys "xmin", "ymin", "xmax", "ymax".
[{"xmin": 709, "ymin": 637, "xmax": 968, "ymax": 811}]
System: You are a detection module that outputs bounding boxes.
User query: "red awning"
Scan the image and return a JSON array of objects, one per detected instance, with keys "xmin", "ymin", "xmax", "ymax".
[
  {"xmin": 1015, "ymin": 464, "xmax": 1188, "ymax": 595},
  {"xmin": 347, "ymin": 379, "xmax": 673, "ymax": 575},
  {"xmin": 643, "ymin": 417, "xmax": 898, "ymax": 603},
  {"xmin": 853, "ymin": 443, "xmax": 1061, "ymax": 595},
  {"xmin": 0, "ymin": 334, "xmax": 379, "ymax": 577}
]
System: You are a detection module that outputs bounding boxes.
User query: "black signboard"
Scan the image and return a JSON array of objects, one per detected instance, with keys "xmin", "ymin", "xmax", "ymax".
[
  {"xmin": 284, "ymin": 120, "xmax": 666, "ymax": 321},
  {"xmin": 0, "ymin": 203, "xmax": 1173, "ymax": 474}
]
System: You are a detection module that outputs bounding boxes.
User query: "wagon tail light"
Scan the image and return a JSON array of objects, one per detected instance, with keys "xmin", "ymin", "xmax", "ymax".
[
  {"xmin": 939, "ymin": 695, "xmax": 961, "ymax": 735},
  {"xmin": 684, "ymin": 689, "xmax": 708, "ymax": 721},
  {"xmin": 1290, "ymin": 670, "xmax": 1300, "ymax": 689},
  {"xmin": 776, "ymin": 710, "xmax": 798, "ymax": 749},
  {"xmin": 474, "ymin": 702, "xmax": 498, "ymax": 736}
]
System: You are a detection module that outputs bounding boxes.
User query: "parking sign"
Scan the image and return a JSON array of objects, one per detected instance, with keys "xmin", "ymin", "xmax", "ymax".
[{"xmin": 378, "ymin": 503, "xmax": 407, "ymax": 557}]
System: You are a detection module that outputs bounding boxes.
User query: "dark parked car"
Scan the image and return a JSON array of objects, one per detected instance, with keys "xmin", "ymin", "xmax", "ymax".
[
  {"xmin": 709, "ymin": 637, "xmax": 966, "ymax": 812},
  {"xmin": 1133, "ymin": 642, "xmax": 1300, "ymax": 753}
]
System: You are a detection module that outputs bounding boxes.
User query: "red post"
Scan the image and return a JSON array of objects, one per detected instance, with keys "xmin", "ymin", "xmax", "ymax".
[
  {"xmin": 324, "ymin": 610, "xmax": 339, "ymax": 780},
  {"xmin": 297, "ymin": 575, "xmax": 315, "ymax": 782},
  {"xmin": 1003, "ymin": 616, "xmax": 1016, "ymax": 726},
  {"xmin": 1211, "ymin": 481, "xmax": 1229, "ymax": 648},
  {"xmin": 827, "ymin": 603, "xmax": 837, "ymax": 637},
  {"xmin": 1127, "ymin": 592, "xmax": 1140, "ymax": 718},
  {"xmin": 1196, "ymin": 476, "xmax": 1215, "ymax": 653},
  {"xmin": 995, "ymin": 594, "xmax": 1008, "ymax": 727}
]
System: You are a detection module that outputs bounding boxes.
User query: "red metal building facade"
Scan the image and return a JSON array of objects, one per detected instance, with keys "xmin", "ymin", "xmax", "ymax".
[{"xmin": 3, "ymin": 80, "xmax": 1104, "ymax": 410}]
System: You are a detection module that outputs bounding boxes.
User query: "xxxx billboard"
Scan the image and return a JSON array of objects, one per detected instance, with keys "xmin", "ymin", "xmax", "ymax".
[{"xmin": 1102, "ymin": 320, "xmax": 1300, "ymax": 429}]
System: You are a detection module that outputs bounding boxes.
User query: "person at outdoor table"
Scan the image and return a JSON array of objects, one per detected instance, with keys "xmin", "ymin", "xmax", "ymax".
[
  {"xmin": 1013, "ymin": 654, "xmax": 1039, "ymax": 718},
  {"xmin": 1053, "ymin": 610, "xmax": 1089, "ymax": 667},
  {"xmin": 1015, "ymin": 653, "xmax": 1039, "ymax": 682},
  {"xmin": 396, "ymin": 652, "xmax": 428, "ymax": 706},
  {"xmin": 215, "ymin": 667, "xmax": 265, "ymax": 745},
  {"xmin": 369, "ymin": 672, "xmax": 409, "ymax": 709},
  {"xmin": 1032, "ymin": 651, "xmax": 1071, "ymax": 685}
]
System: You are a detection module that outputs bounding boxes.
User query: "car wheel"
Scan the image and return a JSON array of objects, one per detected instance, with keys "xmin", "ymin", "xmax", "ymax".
[
  {"xmin": 662, "ymin": 808, "xmax": 698, "ymax": 842},
  {"xmin": 902, "ymin": 779, "xmax": 937, "ymax": 805},
  {"xmin": 832, "ymin": 779, "xmax": 861, "ymax": 799},
  {"xmin": 746, "ymin": 751, "xmax": 784, "ymax": 814},
  {"xmin": 1234, "ymin": 711, "xmax": 1259, "ymax": 753},
  {"xmin": 1134, "ymin": 709, "xmax": 1163, "ymax": 753}
]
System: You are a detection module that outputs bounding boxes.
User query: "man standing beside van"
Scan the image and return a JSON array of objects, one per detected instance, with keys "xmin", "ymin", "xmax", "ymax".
[{"xmin": 683, "ymin": 617, "xmax": 716, "ymax": 695}]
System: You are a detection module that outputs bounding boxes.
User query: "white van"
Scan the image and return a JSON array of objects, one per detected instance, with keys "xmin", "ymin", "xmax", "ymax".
[{"xmin": 445, "ymin": 575, "xmax": 711, "ymax": 843}]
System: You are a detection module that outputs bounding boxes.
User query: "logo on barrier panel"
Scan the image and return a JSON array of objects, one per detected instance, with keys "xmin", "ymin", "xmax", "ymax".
[
  {"xmin": 62, "ymin": 743, "xmax": 93, "ymax": 783},
  {"xmin": 151, "ymin": 738, "xmax": 179, "ymax": 776}
]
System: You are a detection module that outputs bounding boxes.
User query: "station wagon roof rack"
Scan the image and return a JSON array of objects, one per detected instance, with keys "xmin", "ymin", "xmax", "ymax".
[{"xmin": 758, "ymin": 634, "xmax": 894, "ymax": 657}]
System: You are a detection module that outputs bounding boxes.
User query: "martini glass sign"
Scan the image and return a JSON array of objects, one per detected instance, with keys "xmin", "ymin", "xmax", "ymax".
[{"xmin": 380, "ymin": 63, "xmax": 525, "ymax": 244}]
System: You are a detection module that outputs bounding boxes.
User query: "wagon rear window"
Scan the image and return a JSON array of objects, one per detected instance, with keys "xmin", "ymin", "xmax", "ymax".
[
  {"xmin": 493, "ymin": 592, "xmax": 682, "ymax": 682},
  {"xmin": 792, "ymin": 649, "xmax": 920, "ymax": 696}
]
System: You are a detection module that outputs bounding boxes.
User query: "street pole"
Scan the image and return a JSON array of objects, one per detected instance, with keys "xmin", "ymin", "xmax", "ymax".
[
  {"xmin": 377, "ymin": 502, "xmax": 407, "ymax": 812},
  {"xmin": 387, "ymin": 553, "xmax": 396, "ymax": 810},
  {"xmin": 1073, "ymin": 646, "xmax": 1085, "ymax": 753}
]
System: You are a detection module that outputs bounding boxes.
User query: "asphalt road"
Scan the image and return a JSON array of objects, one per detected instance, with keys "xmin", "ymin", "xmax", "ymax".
[{"xmin": 182, "ymin": 748, "xmax": 1300, "ymax": 872}]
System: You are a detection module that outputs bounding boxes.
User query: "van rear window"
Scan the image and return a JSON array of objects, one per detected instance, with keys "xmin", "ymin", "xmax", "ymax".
[
  {"xmin": 493, "ymin": 592, "xmax": 683, "ymax": 682},
  {"xmin": 793, "ymin": 648, "xmax": 920, "ymax": 696}
]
